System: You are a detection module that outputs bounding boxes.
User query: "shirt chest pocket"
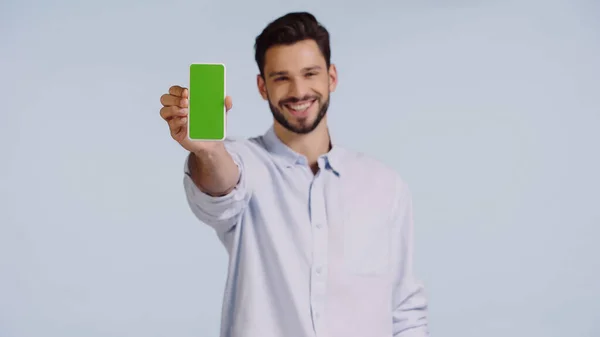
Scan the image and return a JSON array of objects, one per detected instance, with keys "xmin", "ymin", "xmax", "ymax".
[{"xmin": 342, "ymin": 202, "xmax": 392, "ymax": 276}]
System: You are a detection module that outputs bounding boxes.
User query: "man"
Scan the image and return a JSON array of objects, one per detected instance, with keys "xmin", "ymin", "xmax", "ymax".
[{"xmin": 159, "ymin": 12, "xmax": 428, "ymax": 337}]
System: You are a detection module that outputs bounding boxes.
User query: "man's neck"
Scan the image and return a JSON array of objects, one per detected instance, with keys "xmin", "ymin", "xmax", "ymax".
[{"xmin": 273, "ymin": 119, "xmax": 331, "ymax": 172}]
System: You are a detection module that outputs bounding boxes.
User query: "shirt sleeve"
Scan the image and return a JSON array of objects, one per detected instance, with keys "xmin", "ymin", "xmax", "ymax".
[
  {"xmin": 182, "ymin": 141, "xmax": 251, "ymax": 235},
  {"xmin": 391, "ymin": 178, "xmax": 429, "ymax": 337}
]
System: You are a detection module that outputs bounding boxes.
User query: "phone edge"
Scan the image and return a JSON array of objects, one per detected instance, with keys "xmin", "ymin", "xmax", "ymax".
[{"xmin": 187, "ymin": 63, "xmax": 227, "ymax": 142}]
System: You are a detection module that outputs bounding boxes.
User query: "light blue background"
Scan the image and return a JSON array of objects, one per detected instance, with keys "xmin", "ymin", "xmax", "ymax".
[{"xmin": 1, "ymin": 0, "xmax": 599, "ymax": 336}]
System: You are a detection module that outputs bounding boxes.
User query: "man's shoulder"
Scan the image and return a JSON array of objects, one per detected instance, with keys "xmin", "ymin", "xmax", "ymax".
[
  {"xmin": 337, "ymin": 146, "xmax": 409, "ymax": 190},
  {"xmin": 338, "ymin": 147, "xmax": 402, "ymax": 176}
]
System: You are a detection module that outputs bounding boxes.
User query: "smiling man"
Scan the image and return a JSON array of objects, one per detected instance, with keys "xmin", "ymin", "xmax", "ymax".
[
  {"xmin": 159, "ymin": 11, "xmax": 429, "ymax": 337},
  {"xmin": 261, "ymin": 43, "xmax": 330, "ymax": 137}
]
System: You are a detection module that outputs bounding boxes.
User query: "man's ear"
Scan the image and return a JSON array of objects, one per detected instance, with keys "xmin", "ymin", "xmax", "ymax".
[
  {"xmin": 257, "ymin": 74, "xmax": 268, "ymax": 100},
  {"xmin": 328, "ymin": 64, "xmax": 338, "ymax": 93}
]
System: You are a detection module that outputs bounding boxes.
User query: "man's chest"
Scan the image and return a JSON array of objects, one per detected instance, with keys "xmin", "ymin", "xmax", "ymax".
[{"xmin": 246, "ymin": 165, "xmax": 396, "ymax": 278}]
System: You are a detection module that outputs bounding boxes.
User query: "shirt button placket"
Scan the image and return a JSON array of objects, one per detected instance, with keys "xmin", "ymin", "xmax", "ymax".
[{"xmin": 309, "ymin": 163, "xmax": 328, "ymax": 334}]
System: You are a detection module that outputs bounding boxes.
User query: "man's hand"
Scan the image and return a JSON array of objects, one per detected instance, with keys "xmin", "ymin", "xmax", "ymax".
[{"xmin": 159, "ymin": 85, "xmax": 233, "ymax": 153}]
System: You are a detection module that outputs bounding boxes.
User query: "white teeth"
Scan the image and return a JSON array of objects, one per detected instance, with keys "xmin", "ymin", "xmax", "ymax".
[{"xmin": 288, "ymin": 101, "xmax": 312, "ymax": 111}]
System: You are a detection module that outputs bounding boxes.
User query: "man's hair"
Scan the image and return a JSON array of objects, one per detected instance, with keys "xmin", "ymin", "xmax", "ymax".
[{"xmin": 254, "ymin": 12, "xmax": 331, "ymax": 76}]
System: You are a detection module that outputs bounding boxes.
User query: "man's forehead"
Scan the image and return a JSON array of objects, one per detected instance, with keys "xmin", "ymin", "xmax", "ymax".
[{"xmin": 264, "ymin": 42, "xmax": 326, "ymax": 73}]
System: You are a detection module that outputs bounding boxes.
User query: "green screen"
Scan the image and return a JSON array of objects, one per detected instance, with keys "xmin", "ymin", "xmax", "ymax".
[{"xmin": 188, "ymin": 63, "xmax": 226, "ymax": 140}]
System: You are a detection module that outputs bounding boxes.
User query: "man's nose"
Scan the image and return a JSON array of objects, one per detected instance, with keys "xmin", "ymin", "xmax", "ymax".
[{"xmin": 288, "ymin": 78, "xmax": 309, "ymax": 99}]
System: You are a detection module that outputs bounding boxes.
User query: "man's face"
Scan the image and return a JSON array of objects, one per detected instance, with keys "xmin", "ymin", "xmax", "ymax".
[{"xmin": 257, "ymin": 39, "xmax": 338, "ymax": 134}]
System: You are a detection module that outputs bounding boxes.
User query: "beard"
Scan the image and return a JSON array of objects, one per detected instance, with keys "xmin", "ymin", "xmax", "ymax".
[{"xmin": 268, "ymin": 93, "xmax": 330, "ymax": 135}]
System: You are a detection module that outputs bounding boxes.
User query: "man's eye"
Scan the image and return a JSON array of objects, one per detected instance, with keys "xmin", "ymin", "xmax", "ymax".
[
  {"xmin": 305, "ymin": 72, "xmax": 317, "ymax": 77},
  {"xmin": 274, "ymin": 77, "xmax": 288, "ymax": 82}
]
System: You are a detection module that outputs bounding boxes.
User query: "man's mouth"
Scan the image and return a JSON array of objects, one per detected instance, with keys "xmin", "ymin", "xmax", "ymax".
[{"xmin": 284, "ymin": 99, "xmax": 316, "ymax": 117}]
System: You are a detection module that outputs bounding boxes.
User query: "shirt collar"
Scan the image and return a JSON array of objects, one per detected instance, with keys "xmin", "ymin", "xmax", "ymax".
[{"xmin": 262, "ymin": 125, "xmax": 344, "ymax": 176}]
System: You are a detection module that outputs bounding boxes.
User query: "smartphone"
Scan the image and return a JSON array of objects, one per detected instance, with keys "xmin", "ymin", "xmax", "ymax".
[{"xmin": 188, "ymin": 63, "xmax": 226, "ymax": 141}]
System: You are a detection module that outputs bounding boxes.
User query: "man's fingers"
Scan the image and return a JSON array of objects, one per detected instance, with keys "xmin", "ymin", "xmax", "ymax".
[
  {"xmin": 225, "ymin": 96, "xmax": 233, "ymax": 112},
  {"xmin": 160, "ymin": 106, "xmax": 187, "ymax": 120},
  {"xmin": 160, "ymin": 93, "xmax": 186, "ymax": 107},
  {"xmin": 169, "ymin": 116, "xmax": 187, "ymax": 129},
  {"xmin": 169, "ymin": 117, "xmax": 188, "ymax": 135},
  {"xmin": 168, "ymin": 85, "xmax": 188, "ymax": 98}
]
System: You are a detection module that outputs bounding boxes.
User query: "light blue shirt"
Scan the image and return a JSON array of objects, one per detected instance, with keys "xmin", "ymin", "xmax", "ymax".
[{"xmin": 183, "ymin": 126, "xmax": 428, "ymax": 337}]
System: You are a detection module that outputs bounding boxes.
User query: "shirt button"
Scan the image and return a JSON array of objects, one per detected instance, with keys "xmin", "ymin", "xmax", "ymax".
[
  {"xmin": 315, "ymin": 267, "xmax": 322, "ymax": 274},
  {"xmin": 315, "ymin": 223, "xmax": 323, "ymax": 229}
]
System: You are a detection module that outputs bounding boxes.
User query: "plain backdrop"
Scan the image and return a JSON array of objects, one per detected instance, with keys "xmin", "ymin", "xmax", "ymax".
[{"xmin": 1, "ymin": 0, "xmax": 599, "ymax": 336}]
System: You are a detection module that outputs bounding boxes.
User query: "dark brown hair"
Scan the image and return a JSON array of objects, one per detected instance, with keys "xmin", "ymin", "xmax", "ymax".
[{"xmin": 254, "ymin": 12, "xmax": 331, "ymax": 76}]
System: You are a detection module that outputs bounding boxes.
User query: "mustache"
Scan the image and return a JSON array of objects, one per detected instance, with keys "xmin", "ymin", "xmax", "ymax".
[{"xmin": 280, "ymin": 95, "xmax": 319, "ymax": 105}]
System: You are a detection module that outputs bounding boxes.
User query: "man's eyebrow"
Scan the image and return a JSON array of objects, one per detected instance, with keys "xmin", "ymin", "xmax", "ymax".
[
  {"xmin": 268, "ymin": 66, "xmax": 323, "ymax": 78},
  {"xmin": 268, "ymin": 71, "xmax": 288, "ymax": 78},
  {"xmin": 303, "ymin": 66, "xmax": 322, "ymax": 72}
]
